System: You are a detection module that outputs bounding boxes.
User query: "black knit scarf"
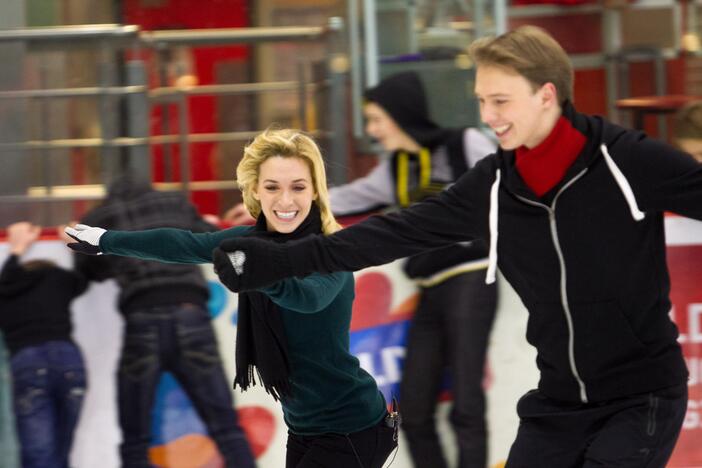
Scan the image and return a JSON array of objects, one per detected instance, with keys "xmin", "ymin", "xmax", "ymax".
[{"xmin": 233, "ymin": 203, "xmax": 322, "ymax": 401}]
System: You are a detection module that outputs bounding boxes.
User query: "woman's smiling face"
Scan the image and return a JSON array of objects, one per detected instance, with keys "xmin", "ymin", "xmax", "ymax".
[{"xmin": 253, "ymin": 156, "xmax": 316, "ymax": 233}]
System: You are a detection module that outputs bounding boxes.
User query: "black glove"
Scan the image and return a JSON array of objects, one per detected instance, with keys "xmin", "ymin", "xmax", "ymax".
[
  {"xmin": 212, "ymin": 237, "xmax": 292, "ymax": 292},
  {"xmin": 64, "ymin": 224, "xmax": 106, "ymax": 255}
]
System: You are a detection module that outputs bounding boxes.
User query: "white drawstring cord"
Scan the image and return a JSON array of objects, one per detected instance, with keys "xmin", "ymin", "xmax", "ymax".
[
  {"xmin": 600, "ymin": 144, "xmax": 645, "ymax": 221},
  {"xmin": 485, "ymin": 169, "xmax": 501, "ymax": 284},
  {"xmin": 484, "ymin": 144, "xmax": 642, "ymax": 286}
]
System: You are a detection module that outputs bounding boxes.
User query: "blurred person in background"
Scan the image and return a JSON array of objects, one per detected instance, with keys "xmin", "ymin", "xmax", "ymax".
[
  {"xmin": 0, "ymin": 222, "xmax": 88, "ymax": 468},
  {"xmin": 73, "ymin": 173, "xmax": 256, "ymax": 468},
  {"xmin": 66, "ymin": 129, "xmax": 399, "ymax": 468},
  {"xmin": 226, "ymin": 71, "xmax": 497, "ymax": 468},
  {"xmin": 673, "ymin": 100, "xmax": 702, "ymax": 162}
]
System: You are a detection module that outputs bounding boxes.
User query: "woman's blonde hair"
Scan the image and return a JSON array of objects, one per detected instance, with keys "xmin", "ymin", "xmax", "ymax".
[
  {"xmin": 469, "ymin": 25, "xmax": 573, "ymax": 105},
  {"xmin": 236, "ymin": 128, "xmax": 342, "ymax": 235}
]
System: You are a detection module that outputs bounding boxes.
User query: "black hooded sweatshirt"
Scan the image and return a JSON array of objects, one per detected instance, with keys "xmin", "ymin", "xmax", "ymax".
[
  {"xmin": 225, "ymin": 101, "xmax": 701, "ymax": 403},
  {"xmin": 0, "ymin": 255, "xmax": 87, "ymax": 354}
]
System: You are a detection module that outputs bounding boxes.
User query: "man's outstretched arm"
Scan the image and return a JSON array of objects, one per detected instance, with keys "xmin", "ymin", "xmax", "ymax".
[{"xmin": 213, "ymin": 164, "xmax": 493, "ymax": 291}]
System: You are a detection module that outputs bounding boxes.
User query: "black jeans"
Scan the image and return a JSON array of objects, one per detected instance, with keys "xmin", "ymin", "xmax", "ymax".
[
  {"xmin": 400, "ymin": 269, "xmax": 497, "ymax": 468},
  {"xmin": 118, "ymin": 304, "xmax": 255, "ymax": 468},
  {"xmin": 506, "ymin": 383, "xmax": 688, "ymax": 468},
  {"xmin": 285, "ymin": 416, "xmax": 397, "ymax": 468}
]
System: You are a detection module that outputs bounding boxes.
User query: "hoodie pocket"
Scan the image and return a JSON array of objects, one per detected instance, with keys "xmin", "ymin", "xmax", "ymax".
[
  {"xmin": 525, "ymin": 302, "xmax": 572, "ymax": 376},
  {"xmin": 570, "ymin": 299, "xmax": 647, "ymax": 380}
]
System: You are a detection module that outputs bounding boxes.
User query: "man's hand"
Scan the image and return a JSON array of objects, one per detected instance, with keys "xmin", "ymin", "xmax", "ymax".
[
  {"xmin": 212, "ymin": 237, "xmax": 291, "ymax": 292},
  {"xmin": 223, "ymin": 203, "xmax": 255, "ymax": 225},
  {"xmin": 64, "ymin": 224, "xmax": 106, "ymax": 255},
  {"xmin": 7, "ymin": 222, "xmax": 41, "ymax": 256}
]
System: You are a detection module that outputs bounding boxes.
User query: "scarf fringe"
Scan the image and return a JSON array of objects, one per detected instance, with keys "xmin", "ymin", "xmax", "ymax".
[{"xmin": 233, "ymin": 364, "xmax": 292, "ymax": 402}]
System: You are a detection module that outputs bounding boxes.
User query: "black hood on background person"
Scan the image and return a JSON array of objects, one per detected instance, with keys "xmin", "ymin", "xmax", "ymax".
[
  {"xmin": 364, "ymin": 71, "xmax": 453, "ymax": 149},
  {"xmin": 106, "ymin": 172, "xmax": 153, "ymax": 202}
]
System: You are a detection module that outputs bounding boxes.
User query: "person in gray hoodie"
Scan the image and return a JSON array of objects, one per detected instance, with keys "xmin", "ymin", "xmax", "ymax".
[{"xmin": 329, "ymin": 72, "xmax": 497, "ymax": 468}]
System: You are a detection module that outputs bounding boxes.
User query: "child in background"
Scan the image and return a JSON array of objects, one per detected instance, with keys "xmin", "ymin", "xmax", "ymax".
[{"xmin": 0, "ymin": 222, "xmax": 88, "ymax": 468}]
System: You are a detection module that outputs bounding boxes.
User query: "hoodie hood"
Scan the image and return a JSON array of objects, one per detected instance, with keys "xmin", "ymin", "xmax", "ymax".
[
  {"xmin": 364, "ymin": 71, "xmax": 453, "ymax": 149},
  {"xmin": 106, "ymin": 172, "xmax": 153, "ymax": 203}
]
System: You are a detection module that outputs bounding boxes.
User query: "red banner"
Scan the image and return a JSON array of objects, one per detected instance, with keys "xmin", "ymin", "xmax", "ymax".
[{"xmin": 666, "ymin": 221, "xmax": 702, "ymax": 467}]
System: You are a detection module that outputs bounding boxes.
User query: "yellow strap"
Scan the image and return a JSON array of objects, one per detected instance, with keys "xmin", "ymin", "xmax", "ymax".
[
  {"xmin": 419, "ymin": 147, "xmax": 431, "ymax": 189},
  {"xmin": 396, "ymin": 148, "xmax": 432, "ymax": 207},
  {"xmin": 396, "ymin": 152, "xmax": 410, "ymax": 207}
]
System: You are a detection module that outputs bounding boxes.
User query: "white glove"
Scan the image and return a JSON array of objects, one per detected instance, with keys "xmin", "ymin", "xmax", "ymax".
[{"xmin": 64, "ymin": 224, "xmax": 106, "ymax": 255}]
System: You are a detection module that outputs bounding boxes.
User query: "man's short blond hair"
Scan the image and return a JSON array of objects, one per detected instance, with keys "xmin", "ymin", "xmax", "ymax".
[{"xmin": 468, "ymin": 26, "xmax": 573, "ymax": 105}]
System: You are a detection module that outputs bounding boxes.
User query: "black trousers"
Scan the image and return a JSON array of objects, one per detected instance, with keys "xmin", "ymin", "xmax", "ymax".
[
  {"xmin": 400, "ymin": 269, "xmax": 498, "ymax": 468},
  {"xmin": 506, "ymin": 383, "xmax": 688, "ymax": 468},
  {"xmin": 285, "ymin": 417, "xmax": 397, "ymax": 468}
]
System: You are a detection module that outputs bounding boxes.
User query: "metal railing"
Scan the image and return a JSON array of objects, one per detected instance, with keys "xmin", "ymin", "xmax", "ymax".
[{"xmin": 0, "ymin": 21, "xmax": 347, "ymax": 214}]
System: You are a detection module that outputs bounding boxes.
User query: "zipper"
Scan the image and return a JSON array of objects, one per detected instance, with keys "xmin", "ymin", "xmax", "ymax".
[{"xmin": 514, "ymin": 168, "xmax": 589, "ymax": 403}]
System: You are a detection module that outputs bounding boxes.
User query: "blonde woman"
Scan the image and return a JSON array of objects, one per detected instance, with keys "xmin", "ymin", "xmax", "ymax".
[{"xmin": 66, "ymin": 129, "xmax": 398, "ymax": 468}]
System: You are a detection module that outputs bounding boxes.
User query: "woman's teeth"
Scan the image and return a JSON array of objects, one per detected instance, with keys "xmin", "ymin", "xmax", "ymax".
[{"xmin": 276, "ymin": 211, "xmax": 297, "ymax": 220}]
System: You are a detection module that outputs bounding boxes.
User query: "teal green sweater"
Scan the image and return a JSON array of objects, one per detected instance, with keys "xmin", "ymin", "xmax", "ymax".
[{"xmin": 100, "ymin": 226, "xmax": 386, "ymax": 435}]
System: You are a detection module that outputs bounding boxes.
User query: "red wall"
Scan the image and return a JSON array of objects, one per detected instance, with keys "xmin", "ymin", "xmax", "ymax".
[{"xmin": 123, "ymin": 0, "xmax": 251, "ymax": 214}]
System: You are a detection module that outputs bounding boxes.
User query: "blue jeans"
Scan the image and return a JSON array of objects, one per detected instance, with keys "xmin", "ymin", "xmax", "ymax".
[
  {"xmin": 10, "ymin": 340, "xmax": 87, "ymax": 468},
  {"xmin": 118, "ymin": 303, "xmax": 255, "ymax": 468}
]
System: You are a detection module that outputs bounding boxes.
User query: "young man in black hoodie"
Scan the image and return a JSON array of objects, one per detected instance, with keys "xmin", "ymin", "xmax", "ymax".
[
  {"xmin": 70, "ymin": 26, "xmax": 701, "ymax": 467},
  {"xmin": 0, "ymin": 222, "xmax": 88, "ymax": 468},
  {"xmin": 73, "ymin": 174, "xmax": 256, "ymax": 468}
]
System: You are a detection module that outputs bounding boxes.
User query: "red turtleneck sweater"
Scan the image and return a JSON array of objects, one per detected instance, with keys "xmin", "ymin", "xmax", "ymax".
[{"xmin": 515, "ymin": 116, "xmax": 586, "ymax": 197}]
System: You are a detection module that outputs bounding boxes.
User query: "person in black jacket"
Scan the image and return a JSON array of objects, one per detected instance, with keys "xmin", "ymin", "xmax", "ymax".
[
  {"xmin": 0, "ymin": 222, "xmax": 88, "ymax": 468},
  {"xmin": 68, "ymin": 26, "xmax": 701, "ymax": 467},
  {"xmin": 73, "ymin": 174, "xmax": 256, "ymax": 468}
]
